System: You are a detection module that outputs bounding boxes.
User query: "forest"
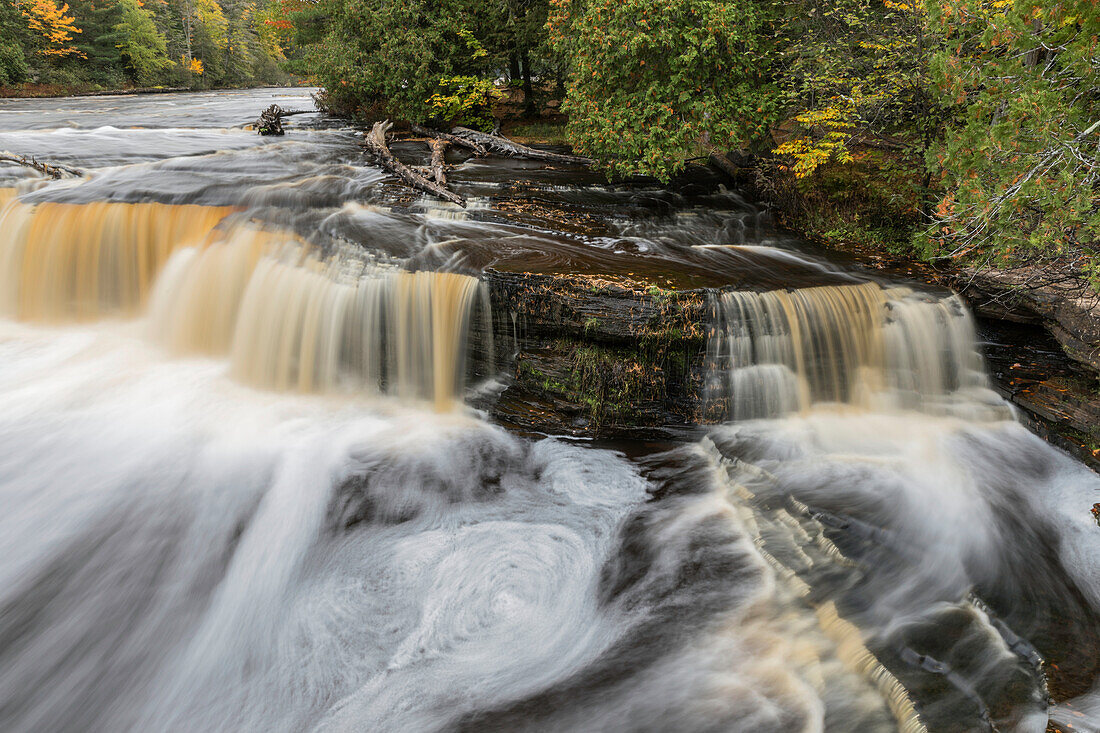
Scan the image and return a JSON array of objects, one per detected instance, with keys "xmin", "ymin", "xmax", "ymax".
[
  {"xmin": 2, "ymin": 0, "xmax": 1096, "ymax": 284},
  {"xmin": 0, "ymin": 0, "xmax": 292, "ymax": 92},
  {"xmin": 286, "ymin": 0, "xmax": 1098, "ymax": 288}
]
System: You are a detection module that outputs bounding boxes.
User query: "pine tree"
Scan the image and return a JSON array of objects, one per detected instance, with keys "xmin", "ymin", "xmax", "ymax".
[
  {"xmin": 0, "ymin": 0, "xmax": 31, "ymax": 85},
  {"xmin": 548, "ymin": 0, "xmax": 780, "ymax": 180},
  {"xmin": 69, "ymin": 0, "xmax": 126, "ymax": 81},
  {"xmin": 924, "ymin": 0, "xmax": 1100, "ymax": 281}
]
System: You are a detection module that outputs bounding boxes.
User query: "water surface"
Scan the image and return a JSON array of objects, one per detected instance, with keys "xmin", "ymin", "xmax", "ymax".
[{"xmin": 1, "ymin": 88, "xmax": 1098, "ymax": 733}]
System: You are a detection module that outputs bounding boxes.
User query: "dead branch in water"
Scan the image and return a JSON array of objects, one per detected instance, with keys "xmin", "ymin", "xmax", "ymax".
[
  {"xmin": 256, "ymin": 104, "xmax": 314, "ymax": 136},
  {"xmin": 0, "ymin": 151, "xmax": 85, "ymax": 179},
  {"xmin": 409, "ymin": 123, "xmax": 487, "ymax": 156},
  {"xmin": 411, "ymin": 140, "xmax": 449, "ymax": 184},
  {"xmin": 450, "ymin": 126, "xmax": 593, "ymax": 166},
  {"xmin": 363, "ymin": 121, "xmax": 466, "ymax": 207},
  {"xmin": 427, "ymin": 138, "xmax": 448, "ymax": 186}
]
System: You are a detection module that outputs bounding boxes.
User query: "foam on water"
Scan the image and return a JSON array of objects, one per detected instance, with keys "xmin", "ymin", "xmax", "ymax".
[
  {"xmin": 3, "ymin": 95, "xmax": 1100, "ymax": 732},
  {"xmin": 0, "ymin": 321, "xmax": 908, "ymax": 733}
]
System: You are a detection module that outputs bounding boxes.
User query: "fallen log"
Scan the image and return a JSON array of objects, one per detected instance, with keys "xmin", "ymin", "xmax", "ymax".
[
  {"xmin": 427, "ymin": 139, "xmax": 448, "ymax": 186},
  {"xmin": 0, "ymin": 151, "xmax": 85, "ymax": 179},
  {"xmin": 256, "ymin": 104, "xmax": 314, "ymax": 136},
  {"xmin": 409, "ymin": 124, "xmax": 487, "ymax": 156},
  {"xmin": 702, "ymin": 143, "xmax": 740, "ymax": 179},
  {"xmin": 450, "ymin": 126, "xmax": 593, "ymax": 166},
  {"xmin": 363, "ymin": 121, "xmax": 465, "ymax": 207}
]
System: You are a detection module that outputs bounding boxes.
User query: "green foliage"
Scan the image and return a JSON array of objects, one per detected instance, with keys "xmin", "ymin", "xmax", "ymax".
[
  {"xmin": 923, "ymin": 0, "xmax": 1100, "ymax": 280},
  {"xmin": 772, "ymin": 0, "xmax": 942, "ymax": 177},
  {"xmin": 308, "ymin": 0, "xmax": 482, "ymax": 120},
  {"xmin": 425, "ymin": 75, "xmax": 500, "ymax": 130},
  {"xmin": 0, "ymin": 0, "xmax": 31, "ymax": 85},
  {"xmin": 1, "ymin": 0, "xmax": 291, "ymax": 91},
  {"xmin": 71, "ymin": 0, "xmax": 124, "ymax": 76},
  {"xmin": 548, "ymin": 0, "xmax": 780, "ymax": 181},
  {"xmin": 0, "ymin": 43, "xmax": 29, "ymax": 86},
  {"xmin": 113, "ymin": 0, "xmax": 169, "ymax": 84}
]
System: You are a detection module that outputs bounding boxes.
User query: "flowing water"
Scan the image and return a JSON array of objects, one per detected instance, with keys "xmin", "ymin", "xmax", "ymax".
[{"xmin": 1, "ymin": 88, "xmax": 1099, "ymax": 733}]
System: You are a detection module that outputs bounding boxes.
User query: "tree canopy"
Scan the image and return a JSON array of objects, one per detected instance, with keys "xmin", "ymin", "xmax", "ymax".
[
  {"xmin": 2, "ymin": 0, "xmax": 292, "ymax": 90},
  {"xmin": 548, "ymin": 0, "xmax": 780, "ymax": 179},
  {"xmin": 296, "ymin": 0, "xmax": 1099, "ymax": 284},
  {"xmin": 922, "ymin": 0, "xmax": 1100, "ymax": 281}
]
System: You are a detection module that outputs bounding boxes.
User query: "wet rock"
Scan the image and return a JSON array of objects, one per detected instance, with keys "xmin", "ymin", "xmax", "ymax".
[
  {"xmin": 484, "ymin": 270, "xmax": 711, "ymax": 438},
  {"xmin": 955, "ymin": 268, "xmax": 1100, "ymax": 372}
]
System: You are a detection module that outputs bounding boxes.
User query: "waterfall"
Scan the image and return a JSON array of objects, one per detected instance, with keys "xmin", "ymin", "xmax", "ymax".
[
  {"xmin": 0, "ymin": 193, "xmax": 237, "ymax": 320},
  {"xmin": 707, "ymin": 282, "xmax": 991, "ymax": 420},
  {"xmin": 149, "ymin": 236, "xmax": 488, "ymax": 407},
  {"xmin": 0, "ymin": 191, "xmax": 490, "ymax": 408}
]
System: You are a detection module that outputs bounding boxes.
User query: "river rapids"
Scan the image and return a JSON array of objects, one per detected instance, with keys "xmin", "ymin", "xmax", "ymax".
[{"xmin": 0, "ymin": 88, "xmax": 1098, "ymax": 733}]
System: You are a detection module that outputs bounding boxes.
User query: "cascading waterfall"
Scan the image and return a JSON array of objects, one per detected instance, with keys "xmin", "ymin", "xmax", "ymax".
[
  {"xmin": 707, "ymin": 282, "xmax": 993, "ymax": 420},
  {"xmin": 150, "ymin": 233, "xmax": 489, "ymax": 406},
  {"xmin": 700, "ymin": 280, "xmax": 1100, "ymax": 729},
  {"xmin": 0, "ymin": 190, "xmax": 491, "ymax": 407},
  {"xmin": 0, "ymin": 190, "xmax": 237, "ymax": 320},
  {"xmin": 4, "ymin": 90, "xmax": 1100, "ymax": 733}
]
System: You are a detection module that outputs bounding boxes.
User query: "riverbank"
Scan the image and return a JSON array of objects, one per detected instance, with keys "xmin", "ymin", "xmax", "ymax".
[{"xmin": 0, "ymin": 84, "xmax": 190, "ymax": 99}]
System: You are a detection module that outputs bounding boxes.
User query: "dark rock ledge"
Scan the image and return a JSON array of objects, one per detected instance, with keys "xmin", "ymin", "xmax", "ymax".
[
  {"xmin": 478, "ymin": 267, "xmax": 1100, "ymax": 484},
  {"xmin": 483, "ymin": 270, "xmax": 712, "ymax": 439}
]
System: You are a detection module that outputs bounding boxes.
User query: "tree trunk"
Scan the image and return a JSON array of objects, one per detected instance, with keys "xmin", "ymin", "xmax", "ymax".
[
  {"xmin": 255, "ymin": 104, "xmax": 313, "ymax": 135},
  {"xmin": 363, "ymin": 121, "xmax": 465, "ymax": 207},
  {"xmin": 409, "ymin": 123, "xmax": 487, "ymax": 156},
  {"xmin": 520, "ymin": 48, "xmax": 534, "ymax": 116},
  {"xmin": 427, "ymin": 139, "xmax": 448, "ymax": 186},
  {"xmin": 450, "ymin": 126, "xmax": 593, "ymax": 166},
  {"xmin": 0, "ymin": 151, "xmax": 85, "ymax": 179},
  {"xmin": 508, "ymin": 53, "xmax": 521, "ymax": 84}
]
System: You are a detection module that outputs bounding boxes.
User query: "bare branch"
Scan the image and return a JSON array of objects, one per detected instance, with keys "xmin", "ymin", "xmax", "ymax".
[
  {"xmin": 362, "ymin": 121, "xmax": 466, "ymax": 207},
  {"xmin": 0, "ymin": 151, "xmax": 85, "ymax": 179}
]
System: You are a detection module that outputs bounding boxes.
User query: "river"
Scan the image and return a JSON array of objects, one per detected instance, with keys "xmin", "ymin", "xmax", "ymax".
[{"xmin": 0, "ymin": 87, "xmax": 1098, "ymax": 733}]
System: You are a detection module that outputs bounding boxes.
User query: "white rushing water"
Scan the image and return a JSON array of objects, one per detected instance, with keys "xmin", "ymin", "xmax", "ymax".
[
  {"xmin": 4, "ymin": 299, "xmax": 1100, "ymax": 732},
  {"xmin": 0, "ymin": 318, "xmax": 908, "ymax": 733},
  {"xmin": 3, "ymin": 91, "xmax": 1100, "ymax": 732},
  {"xmin": 0, "ymin": 319, "xmax": 643, "ymax": 732}
]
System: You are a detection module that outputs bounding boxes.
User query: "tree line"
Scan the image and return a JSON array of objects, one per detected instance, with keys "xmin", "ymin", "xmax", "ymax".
[
  {"xmin": 1, "ymin": 0, "xmax": 291, "ymax": 90},
  {"xmin": 285, "ymin": 0, "xmax": 1097, "ymax": 285}
]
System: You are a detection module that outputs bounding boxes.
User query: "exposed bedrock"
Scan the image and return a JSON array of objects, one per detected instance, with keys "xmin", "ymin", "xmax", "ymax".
[
  {"xmin": 480, "ymin": 267, "xmax": 1100, "ymax": 475},
  {"xmin": 482, "ymin": 270, "xmax": 712, "ymax": 439}
]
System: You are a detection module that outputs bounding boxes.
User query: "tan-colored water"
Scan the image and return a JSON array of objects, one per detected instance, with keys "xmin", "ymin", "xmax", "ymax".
[
  {"xmin": 0, "ymin": 190, "xmax": 237, "ymax": 321},
  {"xmin": 709, "ymin": 282, "xmax": 987, "ymax": 419},
  {"xmin": 0, "ymin": 190, "xmax": 487, "ymax": 408}
]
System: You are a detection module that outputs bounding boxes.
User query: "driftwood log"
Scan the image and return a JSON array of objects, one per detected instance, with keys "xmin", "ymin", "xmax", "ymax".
[
  {"xmin": 450, "ymin": 126, "xmax": 593, "ymax": 166},
  {"xmin": 411, "ymin": 139, "xmax": 449, "ymax": 184},
  {"xmin": 410, "ymin": 123, "xmax": 487, "ymax": 156},
  {"xmin": 427, "ymin": 139, "xmax": 448, "ymax": 186},
  {"xmin": 701, "ymin": 142, "xmax": 743, "ymax": 180},
  {"xmin": 0, "ymin": 151, "xmax": 85, "ymax": 179},
  {"xmin": 362, "ymin": 121, "xmax": 589, "ymax": 203},
  {"xmin": 363, "ymin": 121, "xmax": 465, "ymax": 207},
  {"xmin": 256, "ymin": 104, "xmax": 314, "ymax": 136}
]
